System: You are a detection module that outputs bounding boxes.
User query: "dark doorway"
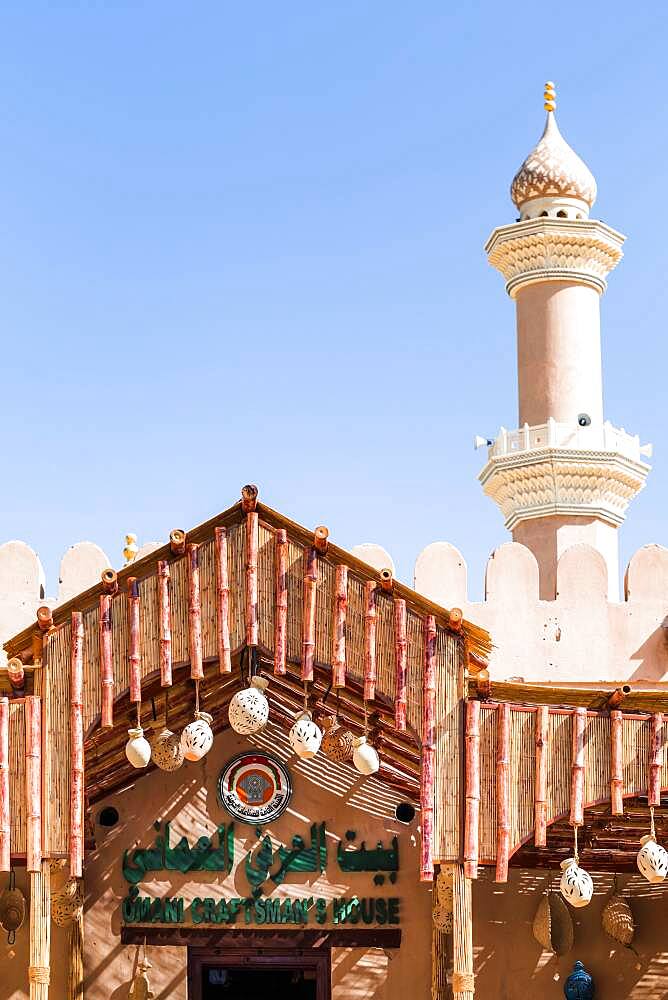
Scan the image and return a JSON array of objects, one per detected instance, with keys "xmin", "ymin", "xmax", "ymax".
[{"xmin": 189, "ymin": 950, "xmax": 329, "ymax": 1000}]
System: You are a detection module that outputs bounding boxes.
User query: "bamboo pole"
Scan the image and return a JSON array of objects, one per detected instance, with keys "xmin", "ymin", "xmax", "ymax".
[
  {"xmin": 495, "ymin": 702, "xmax": 511, "ymax": 882},
  {"xmin": 452, "ymin": 864, "xmax": 474, "ymax": 999},
  {"xmin": 169, "ymin": 528, "xmax": 186, "ymax": 556},
  {"xmin": 246, "ymin": 512, "xmax": 259, "ymax": 648},
  {"xmin": 332, "ymin": 565, "xmax": 348, "ymax": 688},
  {"xmin": 214, "ymin": 526, "xmax": 231, "ymax": 674},
  {"xmin": 449, "ymin": 608, "xmax": 463, "ymax": 633},
  {"xmin": 464, "ymin": 700, "xmax": 480, "ymax": 879},
  {"xmin": 380, "ymin": 568, "xmax": 394, "ymax": 593},
  {"xmin": 363, "ymin": 581, "xmax": 377, "ymax": 702},
  {"xmin": 29, "ymin": 861, "xmax": 51, "ymax": 1000},
  {"xmin": 274, "ymin": 529, "xmax": 288, "ymax": 675},
  {"xmin": 68, "ymin": 910, "xmax": 84, "ymax": 1000},
  {"xmin": 101, "ymin": 568, "xmax": 118, "ymax": 595},
  {"xmin": 314, "ymin": 525, "xmax": 329, "ymax": 554},
  {"xmin": 70, "ymin": 612, "xmax": 84, "ymax": 878},
  {"xmin": 610, "ymin": 709, "xmax": 624, "ymax": 816},
  {"xmin": 569, "ymin": 706, "xmax": 586, "ymax": 828},
  {"xmin": 187, "ymin": 543, "xmax": 203, "ymax": 680},
  {"xmin": 241, "ymin": 484, "xmax": 258, "ymax": 512},
  {"xmin": 534, "ymin": 706, "xmax": 548, "ymax": 846},
  {"xmin": 0, "ymin": 697, "xmax": 9, "ymax": 872},
  {"xmin": 302, "ymin": 546, "xmax": 317, "ymax": 682},
  {"xmin": 649, "ymin": 712, "xmax": 664, "ymax": 808},
  {"xmin": 420, "ymin": 614, "xmax": 436, "ymax": 881},
  {"xmin": 157, "ymin": 560, "xmax": 172, "ymax": 687},
  {"xmin": 127, "ymin": 578, "xmax": 141, "ymax": 704},
  {"xmin": 394, "ymin": 598, "xmax": 407, "ymax": 732},
  {"xmin": 7, "ymin": 656, "xmax": 25, "ymax": 690},
  {"xmin": 99, "ymin": 593, "xmax": 114, "ymax": 728},
  {"xmin": 25, "ymin": 695, "xmax": 42, "ymax": 873},
  {"xmin": 607, "ymin": 685, "xmax": 631, "ymax": 711}
]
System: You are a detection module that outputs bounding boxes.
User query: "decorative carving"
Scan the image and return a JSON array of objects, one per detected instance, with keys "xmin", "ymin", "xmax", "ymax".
[
  {"xmin": 51, "ymin": 876, "xmax": 83, "ymax": 927},
  {"xmin": 511, "ymin": 111, "xmax": 596, "ymax": 210}
]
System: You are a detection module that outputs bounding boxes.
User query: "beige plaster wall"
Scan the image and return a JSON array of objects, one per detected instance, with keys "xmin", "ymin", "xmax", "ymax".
[
  {"xmin": 516, "ymin": 280, "xmax": 603, "ymax": 427},
  {"xmin": 1, "ymin": 868, "xmax": 68, "ymax": 1000},
  {"xmin": 473, "ymin": 869, "xmax": 668, "ymax": 998},
  {"xmin": 513, "ymin": 515, "xmax": 620, "ymax": 601},
  {"xmin": 84, "ymin": 723, "xmax": 430, "ymax": 1000}
]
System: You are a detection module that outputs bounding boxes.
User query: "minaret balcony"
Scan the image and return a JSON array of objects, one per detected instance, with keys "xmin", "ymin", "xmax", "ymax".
[{"xmin": 478, "ymin": 419, "xmax": 651, "ymax": 530}]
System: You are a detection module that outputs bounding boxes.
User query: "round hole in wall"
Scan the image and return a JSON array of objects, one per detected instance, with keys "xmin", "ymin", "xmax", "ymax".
[
  {"xmin": 395, "ymin": 802, "xmax": 416, "ymax": 824},
  {"xmin": 98, "ymin": 806, "xmax": 119, "ymax": 828}
]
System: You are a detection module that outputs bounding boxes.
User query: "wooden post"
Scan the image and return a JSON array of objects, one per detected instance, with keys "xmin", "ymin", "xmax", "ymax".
[
  {"xmin": 7, "ymin": 657, "xmax": 25, "ymax": 690},
  {"xmin": 157, "ymin": 560, "xmax": 172, "ymax": 687},
  {"xmin": 169, "ymin": 528, "xmax": 186, "ymax": 556},
  {"xmin": 99, "ymin": 594, "xmax": 114, "ymax": 728},
  {"xmin": 302, "ymin": 546, "xmax": 317, "ymax": 682},
  {"xmin": 25, "ymin": 696, "xmax": 41, "ymax": 873},
  {"xmin": 420, "ymin": 615, "xmax": 436, "ymax": 881},
  {"xmin": 0, "ymin": 697, "xmax": 9, "ymax": 871},
  {"xmin": 314, "ymin": 525, "xmax": 329, "ymax": 554},
  {"xmin": 332, "ymin": 565, "xmax": 348, "ymax": 688},
  {"xmin": 610, "ymin": 709, "xmax": 624, "ymax": 816},
  {"xmin": 607, "ymin": 685, "xmax": 631, "ymax": 711},
  {"xmin": 394, "ymin": 598, "xmax": 407, "ymax": 732},
  {"xmin": 464, "ymin": 700, "xmax": 480, "ymax": 879},
  {"xmin": 452, "ymin": 864, "xmax": 474, "ymax": 999},
  {"xmin": 363, "ymin": 581, "xmax": 377, "ymax": 702},
  {"xmin": 101, "ymin": 568, "xmax": 118, "ymax": 595},
  {"xmin": 495, "ymin": 702, "xmax": 511, "ymax": 883},
  {"xmin": 246, "ymin": 512, "xmax": 259, "ymax": 648},
  {"xmin": 534, "ymin": 706, "xmax": 548, "ymax": 846},
  {"xmin": 569, "ymin": 707, "xmax": 586, "ymax": 828},
  {"xmin": 70, "ymin": 613, "xmax": 84, "ymax": 878},
  {"xmin": 274, "ymin": 530, "xmax": 288, "ymax": 675},
  {"xmin": 214, "ymin": 527, "xmax": 231, "ymax": 674},
  {"xmin": 187, "ymin": 543, "xmax": 203, "ymax": 680},
  {"xmin": 29, "ymin": 861, "xmax": 51, "ymax": 1000},
  {"xmin": 379, "ymin": 568, "xmax": 394, "ymax": 593},
  {"xmin": 241, "ymin": 484, "xmax": 258, "ymax": 512},
  {"xmin": 649, "ymin": 712, "xmax": 664, "ymax": 808},
  {"xmin": 127, "ymin": 578, "xmax": 141, "ymax": 704}
]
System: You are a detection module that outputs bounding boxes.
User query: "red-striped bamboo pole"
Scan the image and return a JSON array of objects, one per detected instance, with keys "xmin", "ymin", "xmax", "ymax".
[
  {"xmin": 569, "ymin": 707, "xmax": 586, "ymax": 828},
  {"xmin": 364, "ymin": 581, "xmax": 377, "ymax": 702},
  {"xmin": 420, "ymin": 615, "xmax": 436, "ymax": 882},
  {"xmin": 649, "ymin": 712, "xmax": 664, "ymax": 808},
  {"xmin": 314, "ymin": 525, "xmax": 329, "ymax": 554},
  {"xmin": 127, "ymin": 578, "xmax": 141, "ymax": 704},
  {"xmin": 0, "ymin": 697, "xmax": 9, "ymax": 872},
  {"xmin": 495, "ymin": 702, "xmax": 511, "ymax": 882},
  {"xmin": 464, "ymin": 699, "xmax": 480, "ymax": 879},
  {"xmin": 379, "ymin": 567, "xmax": 394, "ymax": 593},
  {"xmin": 187, "ymin": 543, "xmax": 203, "ymax": 680},
  {"xmin": 302, "ymin": 546, "xmax": 317, "ymax": 682},
  {"xmin": 25, "ymin": 695, "xmax": 42, "ymax": 873},
  {"xmin": 70, "ymin": 612, "xmax": 84, "ymax": 877},
  {"xmin": 394, "ymin": 598, "xmax": 407, "ymax": 731},
  {"xmin": 452, "ymin": 864, "xmax": 474, "ymax": 999},
  {"xmin": 7, "ymin": 657, "xmax": 25, "ymax": 690},
  {"xmin": 157, "ymin": 560, "xmax": 172, "ymax": 687},
  {"xmin": 610, "ymin": 709, "xmax": 624, "ymax": 816},
  {"xmin": 534, "ymin": 706, "xmax": 548, "ymax": 846},
  {"xmin": 214, "ymin": 526, "xmax": 231, "ymax": 673},
  {"xmin": 246, "ymin": 512, "xmax": 259, "ymax": 648},
  {"xmin": 101, "ymin": 567, "xmax": 118, "ymax": 594},
  {"xmin": 332, "ymin": 564, "xmax": 348, "ymax": 688},
  {"xmin": 99, "ymin": 593, "xmax": 114, "ymax": 728},
  {"xmin": 169, "ymin": 528, "xmax": 186, "ymax": 556},
  {"xmin": 274, "ymin": 529, "xmax": 288, "ymax": 675},
  {"xmin": 241, "ymin": 484, "xmax": 258, "ymax": 512}
]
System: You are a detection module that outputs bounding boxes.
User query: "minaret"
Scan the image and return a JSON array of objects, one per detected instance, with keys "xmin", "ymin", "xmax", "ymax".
[{"xmin": 480, "ymin": 83, "xmax": 651, "ymax": 600}]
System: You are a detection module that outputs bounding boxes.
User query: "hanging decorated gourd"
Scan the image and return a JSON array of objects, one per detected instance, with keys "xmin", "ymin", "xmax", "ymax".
[
  {"xmin": 289, "ymin": 710, "xmax": 322, "ymax": 759},
  {"xmin": 531, "ymin": 890, "xmax": 573, "ymax": 956},
  {"xmin": 602, "ymin": 886, "xmax": 635, "ymax": 948},
  {"xmin": 0, "ymin": 871, "xmax": 26, "ymax": 944},
  {"xmin": 125, "ymin": 727, "xmax": 152, "ymax": 769},
  {"xmin": 637, "ymin": 807, "xmax": 668, "ymax": 883},
  {"xmin": 228, "ymin": 676, "xmax": 270, "ymax": 735},
  {"xmin": 560, "ymin": 857, "xmax": 593, "ymax": 909},
  {"xmin": 150, "ymin": 727, "xmax": 185, "ymax": 772},
  {"xmin": 352, "ymin": 735, "xmax": 380, "ymax": 775},
  {"xmin": 320, "ymin": 716, "xmax": 354, "ymax": 763},
  {"xmin": 181, "ymin": 711, "xmax": 214, "ymax": 761}
]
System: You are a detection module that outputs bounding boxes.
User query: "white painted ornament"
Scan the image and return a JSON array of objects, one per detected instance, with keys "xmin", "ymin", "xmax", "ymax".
[
  {"xmin": 289, "ymin": 710, "xmax": 322, "ymax": 759},
  {"xmin": 637, "ymin": 834, "xmax": 668, "ymax": 884},
  {"xmin": 559, "ymin": 857, "xmax": 593, "ymax": 909},
  {"xmin": 150, "ymin": 727, "xmax": 185, "ymax": 772},
  {"xmin": 180, "ymin": 711, "xmax": 214, "ymax": 761},
  {"xmin": 228, "ymin": 676, "xmax": 270, "ymax": 735},
  {"xmin": 352, "ymin": 735, "xmax": 380, "ymax": 775},
  {"xmin": 125, "ymin": 727, "xmax": 152, "ymax": 769}
]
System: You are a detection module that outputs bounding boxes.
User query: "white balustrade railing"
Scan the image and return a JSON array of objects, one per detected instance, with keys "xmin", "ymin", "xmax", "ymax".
[{"xmin": 488, "ymin": 419, "xmax": 652, "ymax": 464}]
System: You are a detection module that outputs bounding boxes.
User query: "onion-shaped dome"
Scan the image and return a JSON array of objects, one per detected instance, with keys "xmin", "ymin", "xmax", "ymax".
[{"xmin": 510, "ymin": 83, "xmax": 596, "ymax": 220}]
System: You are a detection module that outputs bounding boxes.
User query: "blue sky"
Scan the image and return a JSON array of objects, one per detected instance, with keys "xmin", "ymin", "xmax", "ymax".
[{"xmin": 2, "ymin": 2, "xmax": 667, "ymax": 599}]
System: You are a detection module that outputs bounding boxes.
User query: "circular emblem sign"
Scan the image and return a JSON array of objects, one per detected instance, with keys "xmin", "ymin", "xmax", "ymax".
[{"xmin": 217, "ymin": 751, "xmax": 292, "ymax": 825}]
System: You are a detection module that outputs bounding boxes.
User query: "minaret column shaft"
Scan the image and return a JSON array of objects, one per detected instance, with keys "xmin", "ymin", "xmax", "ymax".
[{"xmin": 516, "ymin": 280, "xmax": 603, "ymax": 427}]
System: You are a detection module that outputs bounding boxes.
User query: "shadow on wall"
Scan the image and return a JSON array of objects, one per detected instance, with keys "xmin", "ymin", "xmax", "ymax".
[{"xmin": 474, "ymin": 868, "xmax": 668, "ymax": 999}]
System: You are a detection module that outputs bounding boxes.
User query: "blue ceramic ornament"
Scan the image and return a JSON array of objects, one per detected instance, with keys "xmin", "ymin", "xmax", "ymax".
[{"xmin": 564, "ymin": 961, "xmax": 594, "ymax": 1000}]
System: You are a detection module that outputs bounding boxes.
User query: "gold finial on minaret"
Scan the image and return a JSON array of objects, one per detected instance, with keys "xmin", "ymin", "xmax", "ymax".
[
  {"xmin": 544, "ymin": 81, "xmax": 556, "ymax": 113},
  {"xmin": 123, "ymin": 533, "xmax": 138, "ymax": 565}
]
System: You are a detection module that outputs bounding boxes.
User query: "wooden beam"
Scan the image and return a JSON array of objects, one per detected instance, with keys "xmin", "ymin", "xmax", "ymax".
[
  {"xmin": 313, "ymin": 525, "xmax": 329, "ymax": 554},
  {"xmin": 241, "ymin": 484, "xmax": 258, "ymax": 513},
  {"xmin": 607, "ymin": 685, "xmax": 631, "ymax": 711},
  {"xmin": 169, "ymin": 528, "xmax": 186, "ymax": 556}
]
